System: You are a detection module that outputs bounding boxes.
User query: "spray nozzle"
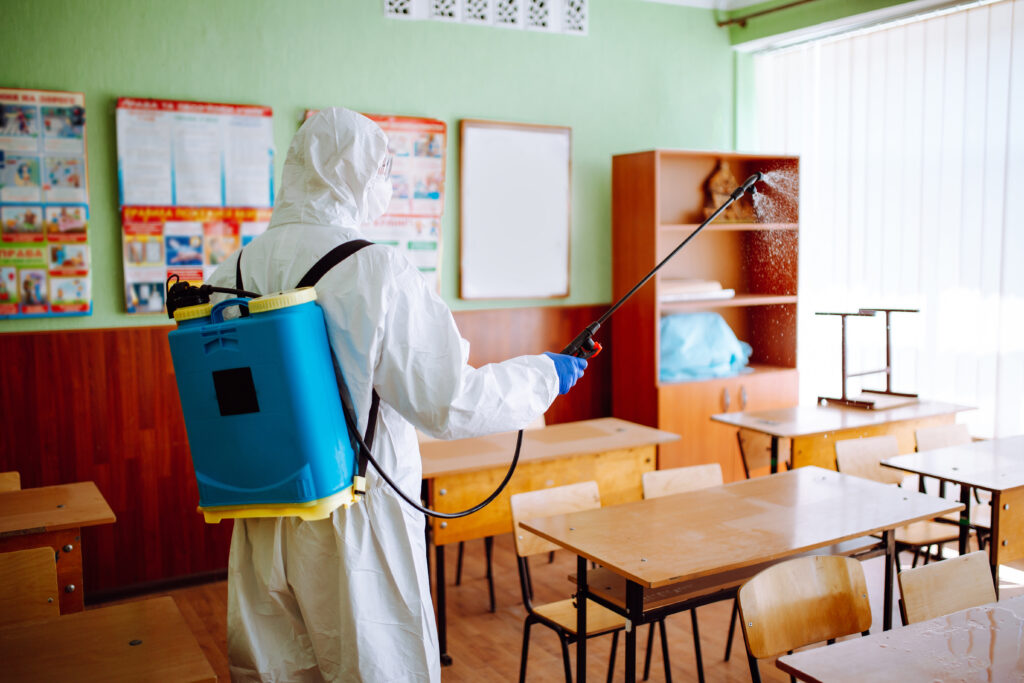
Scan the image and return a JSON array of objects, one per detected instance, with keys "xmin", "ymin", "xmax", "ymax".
[{"xmin": 731, "ymin": 172, "xmax": 763, "ymax": 201}]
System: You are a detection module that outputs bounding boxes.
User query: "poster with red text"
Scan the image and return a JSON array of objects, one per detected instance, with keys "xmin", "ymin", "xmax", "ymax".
[
  {"xmin": 0, "ymin": 88, "xmax": 91, "ymax": 317},
  {"xmin": 304, "ymin": 111, "xmax": 446, "ymax": 291},
  {"xmin": 116, "ymin": 98, "xmax": 274, "ymax": 313},
  {"xmin": 121, "ymin": 206, "xmax": 270, "ymax": 314}
]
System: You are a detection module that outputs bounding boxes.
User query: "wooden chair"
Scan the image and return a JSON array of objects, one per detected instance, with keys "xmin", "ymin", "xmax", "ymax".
[
  {"xmin": 898, "ymin": 550, "xmax": 996, "ymax": 625},
  {"xmin": 431, "ymin": 416, "xmax": 547, "ymax": 613},
  {"xmin": 736, "ymin": 430, "xmax": 790, "ymax": 478},
  {"xmin": 915, "ymin": 424, "xmax": 991, "ymax": 547},
  {"xmin": 639, "ymin": 463, "xmax": 723, "ymax": 682},
  {"xmin": 835, "ymin": 435, "xmax": 961, "ymax": 569},
  {"xmin": 0, "ymin": 471, "xmax": 21, "ymax": 492},
  {"xmin": 738, "ymin": 555, "xmax": 872, "ymax": 683},
  {"xmin": 510, "ymin": 481, "xmax": 638, "ymax": 683},
  {"xmin": 0, "ymin": 547, "xmax": 59, "ymax": 627}
]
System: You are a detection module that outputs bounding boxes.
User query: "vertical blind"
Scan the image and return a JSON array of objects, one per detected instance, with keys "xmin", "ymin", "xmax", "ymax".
[{"xmin": 750, "ymin": 0, "xmax": 1024, "ymax": 437}]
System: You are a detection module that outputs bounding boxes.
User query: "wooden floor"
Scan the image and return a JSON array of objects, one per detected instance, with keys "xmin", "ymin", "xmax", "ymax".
[{"xmin": 90, "ymin": 532, "xmax": 1012, "ymax": 682}]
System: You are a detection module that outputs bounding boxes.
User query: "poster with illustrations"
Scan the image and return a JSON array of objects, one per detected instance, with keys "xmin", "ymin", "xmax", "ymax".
[
  {"xmin": 305, "ymin": 110, "xmax": 446, "ymax": 290},
  {"xmin": 121, "ymin": 206, "xmax": 270, "ymax": 314},
  {"xmin": 0, "ymin": 88, "xmax": 91, "ymax": 318},
  {"xmin": 116, "ymin": 98, "xmax": 274, "ymax": 313}
]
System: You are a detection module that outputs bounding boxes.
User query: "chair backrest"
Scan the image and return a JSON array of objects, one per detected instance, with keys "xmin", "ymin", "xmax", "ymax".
[
  {"xmin": 915, "ymin": 423, "xmax": 971, "ymax": 452},
  {"xmin": 898, "ymin": 551, "xmax": 995, "ymax": 624},
  {"xmin": 643, "ymin": 463, "xmax": 723, "ymax": 499},
  {"xmin": 737, "ymin": 430, "xmax": 772, "ymax": 475},
  {"xmin": 0, "ymin": 471, "xmax": 20, "ymax": 492},
  {"xmin": 0, "ymin": 547, "xmax": 59, "ymax": 626},
  {"xmin": 738, "ymin": 555, "xmax": 872, "ymax": 659},
  {"xmin": 510, "ymin": 481, "xmax": 600, "ymax": 558},
  {"xmin": 834, "ymin": 435, "xmax": 905, "ymax": 485}
]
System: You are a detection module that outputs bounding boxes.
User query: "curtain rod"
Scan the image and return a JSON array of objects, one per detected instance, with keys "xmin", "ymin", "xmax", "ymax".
[{"xmin": 716, "ymin": 0, "xmax": 822, "ymax": 28}]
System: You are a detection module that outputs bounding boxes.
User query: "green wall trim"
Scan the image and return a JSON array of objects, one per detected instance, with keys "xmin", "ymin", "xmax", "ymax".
[{"xmin": 0, "ymin": 0, "xmax": 737, "ymax": 332}]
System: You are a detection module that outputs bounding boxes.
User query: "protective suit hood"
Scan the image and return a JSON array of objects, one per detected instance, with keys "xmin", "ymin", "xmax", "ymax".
[{"xmin": 269, "ymin": 107, "xmax": 389, "ymax": 230}]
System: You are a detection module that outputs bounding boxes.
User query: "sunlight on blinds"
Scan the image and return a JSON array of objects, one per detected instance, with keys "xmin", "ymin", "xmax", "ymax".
[{"xmin": 750, "ymin": 0, "xmax": 1024, "ymax": 437}]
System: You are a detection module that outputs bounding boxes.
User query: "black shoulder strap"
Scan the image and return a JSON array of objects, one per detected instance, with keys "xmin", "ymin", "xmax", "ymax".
[
  {"xmin": 297, "ymin": 239, "xmax": 374, "ymax": 288},
  {"xmin": 297, "ymin": 239, "xmax": 380, "ymax": 484},
  {"xmin": 234, "ymin": 251, "xmax": 249, "ymax": 317}
]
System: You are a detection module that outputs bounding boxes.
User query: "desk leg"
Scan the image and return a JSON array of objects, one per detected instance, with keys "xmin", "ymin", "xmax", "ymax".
[
  {"xmin": 959, "ymin": 485, "xmax": 972, "ymax": 557},
  {"xmin": 883, "ymin": 529, "xmax": 895, "ymax": 631},
  {"xmin": 576, "ymin": 555, "xmax": 587, "ymax": 683},
  {"xmin": 435, "ymin": 544, "xmax": 452, "ymax": 666},
  {"xmin": 770, "ymin": 437, "xmax": 779, "ymax": 474},
  {"xmin": 625, "ymin": 581, "xmax": 642, "ymax": 683},
  {"xmin": 990, "ymin": 491, "xmax": 1001, "ymax": 599}
]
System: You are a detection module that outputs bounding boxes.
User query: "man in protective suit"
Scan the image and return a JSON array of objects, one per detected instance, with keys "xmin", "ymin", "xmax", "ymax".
[{"xmin": 208, "ymin": 107, "xmax": 586, "ymax": 681}]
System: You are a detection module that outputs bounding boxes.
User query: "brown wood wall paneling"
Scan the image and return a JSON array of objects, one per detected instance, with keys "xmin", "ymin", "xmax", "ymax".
[{"xmin": 0, "ymin": 305, "xmax": 611, "ymax": 594}]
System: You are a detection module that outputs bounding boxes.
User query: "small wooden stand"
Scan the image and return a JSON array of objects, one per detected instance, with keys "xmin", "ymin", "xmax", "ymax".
[{"xmin": 816, "ymin": 307, "xmax": 920, "ymax": 410}]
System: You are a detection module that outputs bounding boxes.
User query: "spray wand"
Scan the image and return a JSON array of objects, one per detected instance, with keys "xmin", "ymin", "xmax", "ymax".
[{"xmin": 562, "ymin": 172, "xmax": 763, "ymax": 359}]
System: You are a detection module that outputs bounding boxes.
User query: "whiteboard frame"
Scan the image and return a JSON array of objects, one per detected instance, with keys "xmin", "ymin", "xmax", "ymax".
[{"xmin": 459, "ymin": 119, "xmax": 572, "ymax": 300}]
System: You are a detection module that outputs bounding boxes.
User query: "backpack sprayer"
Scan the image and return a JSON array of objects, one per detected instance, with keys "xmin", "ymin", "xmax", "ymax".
[{"xmin": 166, "ymin": 173, "xmax": 762, "ymax": 523}]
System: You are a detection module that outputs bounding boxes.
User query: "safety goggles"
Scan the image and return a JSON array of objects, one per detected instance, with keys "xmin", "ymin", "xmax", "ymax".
[{"xmin": 377, "ymin": 153, "xmax": 394, "ymax": 182}]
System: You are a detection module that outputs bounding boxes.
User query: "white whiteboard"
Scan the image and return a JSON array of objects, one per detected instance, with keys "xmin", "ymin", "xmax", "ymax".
[{"xmin": 460, "ymin": 120, "xmax": 571, "ymax": 299}]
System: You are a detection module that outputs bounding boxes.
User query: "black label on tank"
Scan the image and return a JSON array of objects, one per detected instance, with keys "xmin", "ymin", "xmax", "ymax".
[{"xmin": 212, "ymin": 367, "xmax": 260, "ymax": 416}]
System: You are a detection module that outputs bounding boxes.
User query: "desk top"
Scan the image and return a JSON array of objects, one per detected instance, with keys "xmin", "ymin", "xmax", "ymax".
[
  {"xmin": 0, "ymin": 596, "xmax": 216, "ymax": 682},
  {"xmin": 520, "ymin": 467, "xmax": 961, "ymax": 589},
  {"xmin": 710, "ymin": 401, "xmax": 971, "ymax": 438},
  {"xmin": 882, "ymin": 435, "xmax": 1024, "ymax": 492},
  {"xmin": 0, "ymin": 481, "xmax": 116, "ymax": 537},
  {"xmin": 776, "ymin": 595, "xmax": 1024, "ymax": 682},
  {"xmin": 420, "ymin": 418, "xmax": 678, "ymax": 479}
]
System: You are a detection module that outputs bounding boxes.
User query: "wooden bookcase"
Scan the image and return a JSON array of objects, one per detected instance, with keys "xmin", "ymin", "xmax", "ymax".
[{"xmin": 610, "ymin": 150, "xmax": 800, "ymax": 481}]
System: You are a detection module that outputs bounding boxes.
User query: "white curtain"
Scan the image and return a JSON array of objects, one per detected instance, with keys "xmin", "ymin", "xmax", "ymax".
[{"xmin": 749, "ymin": 0, "xmax": 1024, "ymax": 437}]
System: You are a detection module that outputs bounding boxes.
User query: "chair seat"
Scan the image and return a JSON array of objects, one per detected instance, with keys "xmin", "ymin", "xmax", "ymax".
[
  {"xmin": 534, "ymin": 598, "xmax": 624, "ymax": 636},
  {"xmin": 887, "ymin": 520, "xmax": 961, "ymax": 546}
]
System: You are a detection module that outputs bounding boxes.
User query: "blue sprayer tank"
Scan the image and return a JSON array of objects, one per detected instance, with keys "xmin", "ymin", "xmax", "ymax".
[{"xmin": 168, "ymin": 288, "xmax": 358, "ymax": 523}]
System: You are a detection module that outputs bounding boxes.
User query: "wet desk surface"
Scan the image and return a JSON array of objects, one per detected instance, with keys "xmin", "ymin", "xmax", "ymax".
[
  {"xmin": 0, "ymin": 481, "xmax": 115, "ymax": 536},
  {"xmin": 882, "ymin": 435, "xmax": 1024, "ymax": 492},
  {"xmin": 520, "ymin": 466, "xmax": 961, "ymax": 589},
  {"xmin": 776, "ymin": 594, "xmax": 1024, "ymax": 682},
  {"xmin": 419, "ymin": 417, "xmax": 679, "ymax": 478},
  {"xmin": 0, "ymin": 596, "xmax": 217, "ymax": 682},
  {"xmin": 710, "ymin": 401, "xmax": 971, "ymax": 439}
]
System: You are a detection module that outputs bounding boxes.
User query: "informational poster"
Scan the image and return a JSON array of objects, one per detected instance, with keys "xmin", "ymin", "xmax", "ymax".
[
  {"xmin": 121, "ymin": 206, "xmax": 270, "ymax": 314},
  {"xmin": 305, "ymin": 111, "xmax": 446, "ymax": 290},
  {"xmin": 0, "ymin": 88, "xmax": 91, "ymax": 318},
  {"xmin": 116, "ymin": 98, "xmax": 274, "ymax": 208},
  {"xmin": 368, "ymin": 114, "xmax": 446, "ymax": 290},
  {"xmin": 116, "ymin": 98, "xmax": 274, "ymax": 313}
]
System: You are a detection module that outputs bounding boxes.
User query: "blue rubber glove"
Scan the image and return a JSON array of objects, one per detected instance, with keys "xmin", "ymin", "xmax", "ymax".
[{"xmin": 543, "ymin": 352, "xmax": 588, "ymax": 396}]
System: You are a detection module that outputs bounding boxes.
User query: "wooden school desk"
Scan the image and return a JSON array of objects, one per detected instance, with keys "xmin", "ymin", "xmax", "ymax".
[
  {"xmin": 0, "ymin": 596, "xmax": 216, "ymax": 682},
  {"xmin": 0, "ymin": 481, "xmax": 115, "ymax": 613},
  {"xmin": 520, "ymin": 466, "xmax": 962, "ymax": 683},
  {"xmin": 711, "ymin": 401, "xmax": 971, "ymax": 472},
  {"xmin": 882, "ymin": 435, "xmax": 1024, "ymax": 595},
  {"xmin": 777, "ymin": 594, "xmax": 1024, "ymax": 682},
  {"xmin": 419, "ymin": 417, "xmax": 678, "ymax": 666}
]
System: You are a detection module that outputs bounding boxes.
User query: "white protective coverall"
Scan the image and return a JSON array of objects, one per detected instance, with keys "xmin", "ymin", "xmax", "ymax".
[{"xmin": 207, "ymin": 107, "xmax": 559, "ymax": 682}]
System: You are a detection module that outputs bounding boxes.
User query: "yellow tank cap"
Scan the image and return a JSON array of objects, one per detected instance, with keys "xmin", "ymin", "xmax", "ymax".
[
  {"xmin": 249, "ymin": 287, "xmax": 318, "ymax": 314},
  {"xmin": 173, "ymin": 303, "xmax": 213, "ymax": 322}
]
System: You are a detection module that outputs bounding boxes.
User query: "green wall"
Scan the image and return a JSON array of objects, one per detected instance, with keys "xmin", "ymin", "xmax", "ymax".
[{"xmin": 0, "ymin": 0, "xmax": 734, "ymax": 331}]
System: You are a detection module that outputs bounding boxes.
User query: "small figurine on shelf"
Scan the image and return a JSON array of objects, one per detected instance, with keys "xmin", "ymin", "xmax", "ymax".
[{"xmin": 704, "ymin": 159, "xmax": 755, "ymax": 221}]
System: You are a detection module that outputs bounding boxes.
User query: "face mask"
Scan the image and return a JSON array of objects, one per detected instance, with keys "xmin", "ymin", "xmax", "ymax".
[{"xmin": 365, "ymin": 176, "xmax": 393, "ymax": 223}]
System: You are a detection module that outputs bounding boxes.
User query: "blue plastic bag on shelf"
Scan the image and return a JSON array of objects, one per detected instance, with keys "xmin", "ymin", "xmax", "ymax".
[{"xmin": 659, "ymin": 312, "xmax": 753, "ymax": 382}]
